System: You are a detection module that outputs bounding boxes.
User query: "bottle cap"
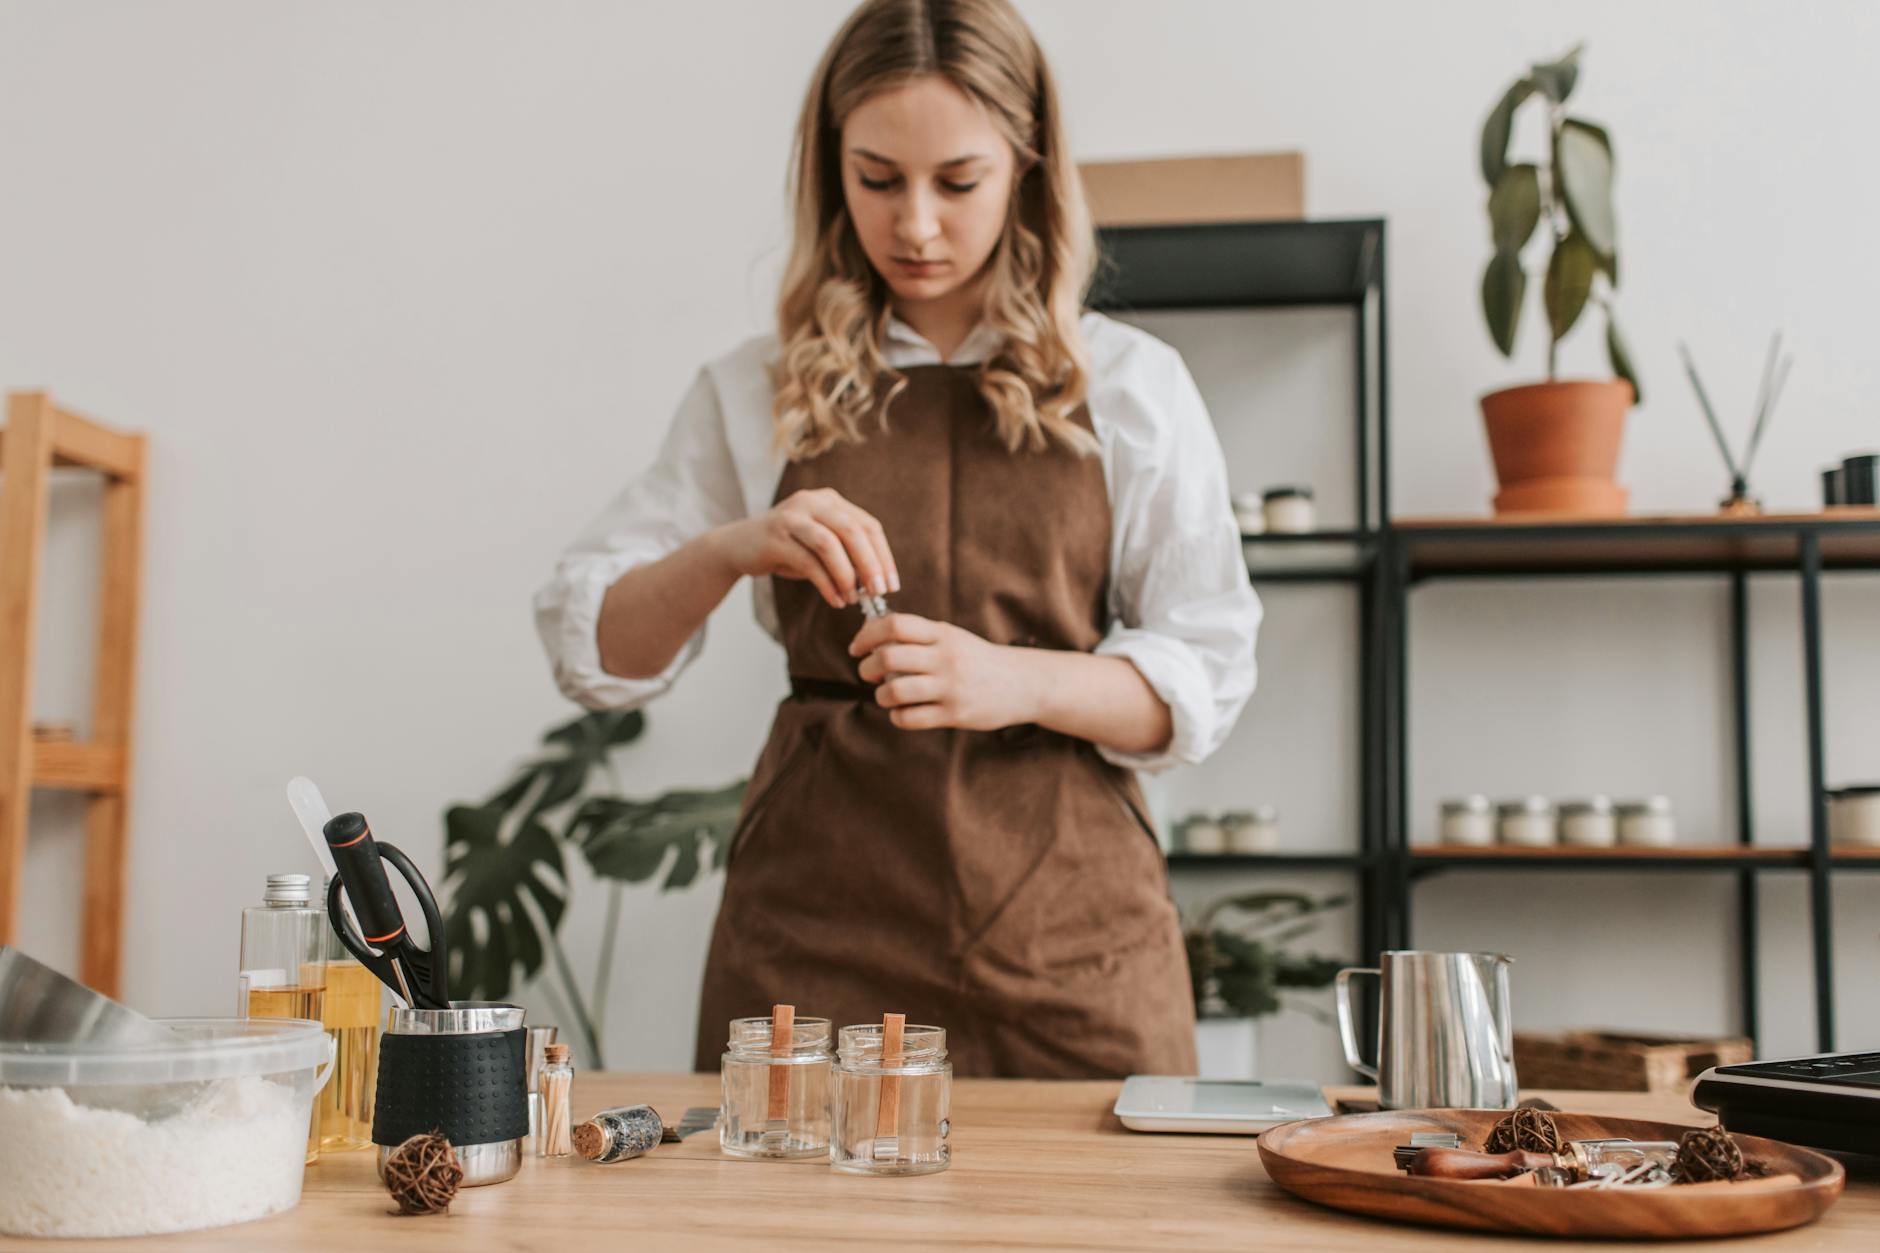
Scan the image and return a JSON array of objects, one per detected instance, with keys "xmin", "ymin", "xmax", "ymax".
[
  {"xmin": 572, "ymin": 1120, "xmax": 609, "ymax": 1160},
  {"xmin": 264, "ymin": 873, "xmax": 313, "ymax": 905},
  {"xmin": 545, "ymin": 1043, "xmax": 571, "ymax": 1065}
]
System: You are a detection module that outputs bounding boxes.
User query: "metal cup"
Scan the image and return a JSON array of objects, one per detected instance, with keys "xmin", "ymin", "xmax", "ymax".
[
  {"xmin": 1335, "ymin": 950, "xmax": 1518, "ymax": 1109},
  {"xmin": 376, "ymin": 1002, "xmax": 527, "ymax": 1186}
]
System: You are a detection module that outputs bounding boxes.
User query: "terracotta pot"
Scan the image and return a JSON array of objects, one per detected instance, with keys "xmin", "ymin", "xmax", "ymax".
[{"xmin": 1480, "ymin": 379, "xmax": 1635, "ymax": 517}]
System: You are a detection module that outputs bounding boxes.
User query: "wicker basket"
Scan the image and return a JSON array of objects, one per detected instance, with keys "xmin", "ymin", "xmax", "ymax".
[{"xmin": 1514, "ymin": 1030, "xmax": 1754, "ymax": 1093}]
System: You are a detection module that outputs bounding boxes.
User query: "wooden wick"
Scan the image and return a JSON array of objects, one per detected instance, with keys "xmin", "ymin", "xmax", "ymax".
[
  {"xmin": 766, "ymin": 1003, "xmax": 794, "ymax": 1122},
  {"xmin": 876, "ymin": 1013, "xmax": 906, "ymax": 1140}
]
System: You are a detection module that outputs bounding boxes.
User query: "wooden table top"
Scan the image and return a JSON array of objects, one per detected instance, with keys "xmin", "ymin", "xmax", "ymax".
[{"xmin": 12, "ymin": 1075, "xmax": 1877, "ymax": 1251}]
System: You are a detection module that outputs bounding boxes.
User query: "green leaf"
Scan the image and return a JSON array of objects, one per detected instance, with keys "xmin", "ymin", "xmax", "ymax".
[
  {"xmin": 1480, "ymin": 77, "xmax": 1534, "ymax": 186},
  {"xmin": 1488, "ymin": 163, "xmax": 1542, "ymax": 253},
  {"xmin": 1530, "ymin": 43, "xmax": 1583, "ymax": 103},
  {"xmin": 442, "ymin": 803, "xmax": 567, "ymax": 1001},
  {"xmin": 1482, "ymin": 250, "xmax": 1527, "ymax": 357},
  {"xmin": 570, "ymin": 780, "xmax": 748, "ymax": 886},
  {"xmin": 1607, "ymin": 313, "xmax": 1642, "ymax": 404},
  {"xmin": 520, "ymin": 710, "xmax": 649, "ymax": 822},
  {"xmin": 1556, "ymin": 119, "xmax": 1616, "ymax": 264},
  {"xmin": 1544, "ymin": 232, "xmax": 1598, "ymax": 342}
]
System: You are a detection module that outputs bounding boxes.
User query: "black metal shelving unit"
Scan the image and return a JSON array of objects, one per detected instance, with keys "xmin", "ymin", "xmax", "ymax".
[
  {"xmin": 1093, "ymin": 217, "xmax": 1878, "ymax": 1058},
  {"xmin": 1385, "ymin": 514, "xmax": 1880, "ymax": 1054},
  {"xmin": 1091, "ymin": 218, "xmax": 1391, "ymax": 970}
]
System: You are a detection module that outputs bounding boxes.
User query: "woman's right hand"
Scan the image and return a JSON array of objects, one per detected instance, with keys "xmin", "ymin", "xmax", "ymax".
[{"xmin": 709, "ymin": 487, "xmax": 900, "ymax": 609}]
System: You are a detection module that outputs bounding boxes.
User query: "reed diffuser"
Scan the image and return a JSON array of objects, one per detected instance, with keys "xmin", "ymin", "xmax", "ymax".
[{"xmin": 1679, "ymin": 333, "xmax": 1792, "ymax": 516}]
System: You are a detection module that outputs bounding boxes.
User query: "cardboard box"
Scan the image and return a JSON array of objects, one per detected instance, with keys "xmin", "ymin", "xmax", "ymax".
[{"xmin": 1078, "ymin": 152, "xmax": 1305, "ymax": 227}]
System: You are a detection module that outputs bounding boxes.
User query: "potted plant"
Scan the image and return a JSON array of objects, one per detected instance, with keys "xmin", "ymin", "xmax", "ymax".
[
  {"xmin": 1479, "ymin": 43, "xmax": 1642, "ymax": 516},
  {"xmin": 1184, "ymin": 891, "xmax": 1347, "ymax": 1079},
  {"xmin": 441, "ymin": 708, "xmax": 745, "ymax": 1067}
]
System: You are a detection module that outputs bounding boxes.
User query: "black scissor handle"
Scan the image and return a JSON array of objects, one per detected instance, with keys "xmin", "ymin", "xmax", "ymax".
[{"xmin": 323, "ymin": 822, "xmax": 451, "ymax": 1010}]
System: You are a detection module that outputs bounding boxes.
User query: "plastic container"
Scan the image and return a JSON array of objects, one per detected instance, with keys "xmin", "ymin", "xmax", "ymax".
[
  {"xmin": 831, "ymin": 1023, "xmax": 951, "ymax": 1176},
  {"xmin": 1223, "ymin": 807, "xmax": 1280, "ymax": 853},
  {"xmin": 1262, "ymin": 486, "xmax": 1316, "ymax": 534},
  {"xmin": 0, "ymin": 1017, "xmax": 332, "ymax": 1238}
]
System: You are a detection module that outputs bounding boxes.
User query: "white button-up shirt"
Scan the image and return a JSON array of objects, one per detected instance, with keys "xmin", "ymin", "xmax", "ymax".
[{"xmin": 534, "ymin": 310, "xmax": 1260, "ymax": 772}]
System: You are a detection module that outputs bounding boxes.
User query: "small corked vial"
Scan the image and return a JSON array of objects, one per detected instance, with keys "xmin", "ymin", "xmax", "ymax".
[
  {"xmin": 538, "ymin": 1043, "xmax": 575, "ymax": 1158},
  {"xmin": 572, "ymin": 1103, "xmax": 664, "ymax": 1164}
]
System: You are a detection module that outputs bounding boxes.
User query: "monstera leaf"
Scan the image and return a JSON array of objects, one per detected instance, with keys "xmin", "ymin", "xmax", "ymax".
[
  {"xmin": 522, "ymin": 709, "xmax": 647, "ymax": 821},
  {"xmin": 442, "ymin": 802, "xmax": 567, "ymax": 1001},
  {"xmin": 569, "ymin": 781, "xmax": 748, "ymax": 888}
]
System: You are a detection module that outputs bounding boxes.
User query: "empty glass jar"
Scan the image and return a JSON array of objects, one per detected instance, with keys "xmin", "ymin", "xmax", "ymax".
[
  {"xmin": 720, "ymin": 1015, "xmax": 832, "ymax": 1159},
  {"xmin": 831, "ymin": 1023, "xmax": 951, "ymax": 1176}
]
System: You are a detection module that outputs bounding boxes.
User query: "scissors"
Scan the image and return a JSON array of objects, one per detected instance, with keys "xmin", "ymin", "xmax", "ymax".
[{"xmin": 322, "ymin": 811, "xmax": 451, "ymax": 1010}]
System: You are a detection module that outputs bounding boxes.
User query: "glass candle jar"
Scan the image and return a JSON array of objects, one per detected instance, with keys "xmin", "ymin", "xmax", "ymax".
[
  {"xmin": 1829, "ymin": 786, "xmax": 1880, "ymax": 847},
  {"xmin": 1232, "ymin": 491, "xmax": 1266, "ymax": 535},
  {"xmin": 1497, "ymin": 797, "xmax": 1557, "ymax": 847},
  {"xmin": 831, "ymin": 1023, "xmax": 951, "ymax": 1176},
  {"xmin": 1617, "ymin": 796, "xmax": 1677, "ymax": 847},
  {"xmin": 1180, "ymin": 815, "xmax": 1227, "ymax": 854},
  {"xmin": 720, "ymin": 1015, "xmax": 832, "ymax": 1159},
  {"xmin": 1262, "ymin": 486, "xmax": 1316, "ymax": 534},
  {"xmin": 1439, "ymin": 796, "xmax": 1494, "ymax": 847},
  {"xmin": 1223, "ymin": 806, "xmax": 1280, "ymax": 853},
  {"xmin": 1559, "ymin": 796, "xmax": 1617, "ymax": 847}
]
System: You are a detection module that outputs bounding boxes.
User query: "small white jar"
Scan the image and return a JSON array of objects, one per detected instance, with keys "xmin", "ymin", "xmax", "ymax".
[
  {"xmin": 1181, "ymin": 816, "xmax": 1227, "ymax": 854},
  {"xmin": 1223, "ymin": 806, "xmax": 1281, "ymax": 853},
  {"xmin": 1616, "ymin": 796, "xmax": 1677, "ymax": 847},
  {"xmin": 1828, "ymin": 786, "xmax": 1880, "ymax": 848},
  {"xmin": 1438, "ymin": 796, "xmax": 1495, "ymax": 847},
  {"xmin": 1559, "ymin": 796, "xmax": 1617, "ymax": 847},
  {"xmin": 1262, "ymin": 487, "xmax": 1316, "ymax": 534},
  {"xmin": 1497, "ymin": 797, "xmax": 1557, "ymax": 847},
  {"xmin": 1232, "ymin": 491, "xmax": 1266, "ymax": 536}
]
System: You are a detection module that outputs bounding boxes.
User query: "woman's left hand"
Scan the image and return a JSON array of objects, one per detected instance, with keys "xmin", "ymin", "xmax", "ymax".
[{"xmin": 850, "ymin": 614, "xmax": 1035, "ymax": 731}]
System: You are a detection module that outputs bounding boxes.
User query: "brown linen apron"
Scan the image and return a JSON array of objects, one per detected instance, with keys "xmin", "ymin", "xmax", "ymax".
[{"xmin": 692, "ymin": 364, "xmax": 1197, "ymax": 1078}]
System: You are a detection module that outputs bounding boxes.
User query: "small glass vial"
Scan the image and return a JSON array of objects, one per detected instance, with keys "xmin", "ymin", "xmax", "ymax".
[
  {"xmin": 1439, "ymin": 796, "xmax": 1494, "ymax": 847},
  {"xmin": 1263, "ymin": 486, "xmax": 1316, "ymax": 533},
  {"xmin": 573, "ymin": 1103, "xmax": 663, "ymax": 1163},
  {"xmin": 1560, "ymin": 796, "xmax": 1617, "ymax": 847},
  {"xmin": 1223, "ymin": 806, "xmax": 1280, "ymax": 853},
  {"xmin": 1617, "ymin": 796, "xmax": 1677, "ymax": 847},
  {"xmin": 238, "ymin": 873, "xmax": 328, "ymax": 1165},
  {"xmin": 538, "ymin": 1043, "xmax": 575, "ymax": 1157},
  {"xmin": 720, "ymin": 1013, "xmax": 833, "ymax": 1159},
  {"xmin": 1497, "ymin": 797, "xmax": 1557, "ymax": 847},
  {"xmin": 831, "ymin": 1022, "xmax": 951, "ymax": 1176}
]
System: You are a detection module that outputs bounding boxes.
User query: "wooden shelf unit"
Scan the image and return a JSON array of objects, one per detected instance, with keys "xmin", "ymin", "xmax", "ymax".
[{"xmin": 0, "ymin": 391, "xmax": 146, "ymax": 996}]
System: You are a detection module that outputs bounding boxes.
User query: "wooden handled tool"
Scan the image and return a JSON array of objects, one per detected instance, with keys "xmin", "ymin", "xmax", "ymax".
[
  {"xmin": 874, "ymin": 1012, "xmax": 905, "ymax": 1161},
  {"xmin": 1408, "ymin": 1147, "xmax": 1560, "ymax": 1180},
  {"xmin": 765, "ymin": 1003, "xmax": 794, "ymax": 1127}
]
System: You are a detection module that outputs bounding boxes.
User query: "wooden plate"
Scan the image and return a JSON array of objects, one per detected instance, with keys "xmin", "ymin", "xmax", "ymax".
[{"xmin": 1258, "ymin": 1109, "xmax": 1844, "ymax": 1239}]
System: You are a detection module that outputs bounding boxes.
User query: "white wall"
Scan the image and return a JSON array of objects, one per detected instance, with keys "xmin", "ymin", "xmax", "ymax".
[{"xmin": 5, "ymin": 0, "xmax": 1876, "ymax": 1080}]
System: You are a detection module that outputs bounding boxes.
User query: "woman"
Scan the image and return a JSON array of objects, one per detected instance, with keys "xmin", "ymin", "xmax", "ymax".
[{"xmin": 535, "ymin": 0, "xmax": 1259, "ymax": 1078}]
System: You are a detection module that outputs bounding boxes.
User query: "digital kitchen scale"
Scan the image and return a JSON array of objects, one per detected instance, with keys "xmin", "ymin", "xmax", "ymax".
[
  {"xmin": 1691, "ymin": 1051, "xmax": 1880, "ymax": 1155},
  {"xmin": 1112, "ymin": 1076, "xmax": 1333, "ymax": 1134}
]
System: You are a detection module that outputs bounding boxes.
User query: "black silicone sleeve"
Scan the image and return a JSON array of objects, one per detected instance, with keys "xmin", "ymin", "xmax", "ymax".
[{"xmin": 371, "ymin": 1027, "xmax": 529, "ymax": 1148}]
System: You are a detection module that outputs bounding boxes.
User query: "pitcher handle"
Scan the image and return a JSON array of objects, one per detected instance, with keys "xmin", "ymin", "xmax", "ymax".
[{"xmin": 1334, "ymin": 967, "xmax": 1380, "ymax": 1080}]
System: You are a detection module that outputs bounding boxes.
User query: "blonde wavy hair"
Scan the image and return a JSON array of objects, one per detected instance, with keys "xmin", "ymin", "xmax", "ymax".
[{"xmin": 771, "ymin": 0, "xmax": 1097, "ymax": 460}]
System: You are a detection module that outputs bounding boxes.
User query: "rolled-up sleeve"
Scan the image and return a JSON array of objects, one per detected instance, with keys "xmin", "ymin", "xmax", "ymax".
[
  {"xmin": 532, "ymin": 369, "xmax": 747, "ymax": 710},
  {"xmin": 1093, "ymin": 342, "xmax": 1260, "ymax": 772}
]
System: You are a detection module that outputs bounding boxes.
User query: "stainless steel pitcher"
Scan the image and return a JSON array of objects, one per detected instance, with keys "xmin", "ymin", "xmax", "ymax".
[{"xmin": 1335, "ymin": 950, "xmax": 1518, "ymax": 1109}]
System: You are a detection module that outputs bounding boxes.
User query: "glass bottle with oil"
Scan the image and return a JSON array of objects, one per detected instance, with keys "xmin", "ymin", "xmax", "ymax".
[
  {"xmin": 238, "ymin": 872, "xmax": 328, "ymax": 1164},
  {"xmin": 316, "ymin": 879, "xmax": 382, "ymax": 1152}
]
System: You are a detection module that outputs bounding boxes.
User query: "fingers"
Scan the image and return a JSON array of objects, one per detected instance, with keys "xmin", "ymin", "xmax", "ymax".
[
  {"xmin": 784, "ymin": 516, "xmax": 857, "ymax": 608},
  {"xmin": 856, "ymin": 643, "xmax": 937, "ymax": 683},
  {"xmin": 889, "ymin": 702, "xmax": 951, "ymax": 731},
  {"xmin": 785, "ymin": 535, "xmax": 846, "ymax": 609},
  {"xmin": 849, "ymin": 613, "xmax": 943, "ymax": 657},
  {"xmin": 875, "ymin": 674, "xmax": 944, "ymax": 709},
  {"xmin": 779, "ymin": 488, "xmax": 897, "ymax": 602}
]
